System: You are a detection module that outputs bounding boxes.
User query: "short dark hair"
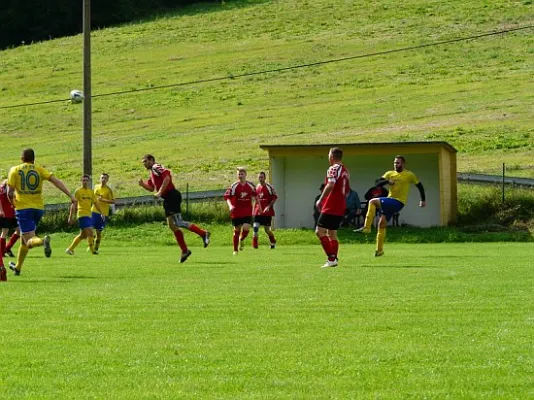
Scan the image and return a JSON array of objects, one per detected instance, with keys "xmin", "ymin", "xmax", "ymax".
[
  {"xmin": 258, "ymin": 171, "xmax": 266, "ymax": 177},
  {"xmin": 21, "ymin": 148, "xmax": 35, "ymax": 162},
  {"xmin": 395, "ymin": 155, "xmax": 406, "ymax": 163},
  {"xmin": 101, "ymin": 173, "xmax": 109, "ymax": 178},
  {"xmin": 142, "ymin": 154, "xmax": 155, "ymax": 162},
  {"xmin": 82, "ymin": 174, "xmax": 90, "ymax": 180},
  {"xmin": 329, "ymin": 147, "xmax": 343, "ymax": 160}
]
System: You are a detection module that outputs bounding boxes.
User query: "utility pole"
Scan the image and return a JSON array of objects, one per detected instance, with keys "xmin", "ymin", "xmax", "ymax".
[{"xmin": 83, "ymin": 0, "xmax": 92, "ymax": 179}]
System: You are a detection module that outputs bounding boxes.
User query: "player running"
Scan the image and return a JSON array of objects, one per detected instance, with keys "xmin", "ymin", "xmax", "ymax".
[
  {"xmin": 7, "ymin": 148, "xmax": 76, "ymax": 276},
  {"xmin": 252, "ymin": 171, "xmax": 278, "ymax": 249},
  {"xmin": 224, "ymin": 167, "xmax": 257, "ymax": 255}
]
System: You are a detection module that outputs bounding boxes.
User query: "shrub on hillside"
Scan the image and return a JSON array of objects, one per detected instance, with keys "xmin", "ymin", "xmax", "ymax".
[{"xmin": 457, "ymin": 185, "xmax": 534, "ymax": 226}]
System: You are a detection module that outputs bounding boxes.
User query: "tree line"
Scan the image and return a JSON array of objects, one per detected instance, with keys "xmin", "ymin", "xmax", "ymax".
[{"xmin": 0, "ymin": 0, "xmax": 202, "ymax": 50}]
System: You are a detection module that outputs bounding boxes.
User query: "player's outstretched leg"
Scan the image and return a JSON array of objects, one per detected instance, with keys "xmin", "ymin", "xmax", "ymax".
[
  {"xmin": 355, "ymin": 201, "xmax": 376, "ymax": 234},
  {"xmin": 182, "ymin": 219, "xmax": 210, "ymax": 248}
]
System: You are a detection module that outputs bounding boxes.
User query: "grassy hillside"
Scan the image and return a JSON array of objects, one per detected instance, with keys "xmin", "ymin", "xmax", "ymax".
[{"xmin": 0, "ymin": 0, "xmax": 532, "ymax": 202}]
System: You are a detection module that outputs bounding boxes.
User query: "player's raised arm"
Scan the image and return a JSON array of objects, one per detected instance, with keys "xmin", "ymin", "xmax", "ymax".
[
  {"xmin": 67, "ymin": 201, "xmax": 76, "ymax": 225},
  {"xmin": 415, "ymin": 182, "xmax": 426, "ymax": 207},
  {"xmin": 49, "ymin": 175, "xmax": 76, "ymax": 204}
]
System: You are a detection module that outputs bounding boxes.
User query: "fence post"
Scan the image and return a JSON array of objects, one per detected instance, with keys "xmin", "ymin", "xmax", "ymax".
[
  {"xmin": 502, "ymin": 163, "xmax": 505, "ymax": 203},
  {"xmin": 185, "ymin": 183, "xmax": 189, "ymax": 218}
]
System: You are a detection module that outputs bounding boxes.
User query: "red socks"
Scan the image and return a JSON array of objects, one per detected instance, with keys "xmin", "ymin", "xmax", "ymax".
[
  {"xmin": 188, "ymin": 224, "xmax": 206, "ymax": 237},
  {"xmin": 233, "ymin": 231, "xmax": 240, "ymax": 251},
  {"xmin": 173, "ymin": 230, "xmax": 188, "ymax": 253},
  {"xmin": 319, "ymin": 236, "xmax": 332, "ymax": 257},
  {"xmin": 6, "ymin": 233, "xmax": 20, "ymax": 253}
]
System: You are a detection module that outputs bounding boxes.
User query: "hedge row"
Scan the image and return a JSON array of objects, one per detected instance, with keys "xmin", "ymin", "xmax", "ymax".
[{"xmin": 0, "ymin": 0, "xmax": 204, "ymax": 50}]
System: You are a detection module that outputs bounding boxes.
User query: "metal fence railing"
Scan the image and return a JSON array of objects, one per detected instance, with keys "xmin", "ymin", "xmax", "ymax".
[
  {"xmin": 44, "ymin": 171, "xmax": 533, "ymax": 212},
  {"xmin": 457, "ymin": 173, "xmax": 534, "ymax": 188},
  {"xmin": 45, "ymin": 189, "xmax": 225, "ymax": 212}
]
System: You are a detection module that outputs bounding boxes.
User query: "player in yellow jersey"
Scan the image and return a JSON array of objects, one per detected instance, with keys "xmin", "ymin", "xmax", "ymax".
[
  {"xmin": 66, "ymin": 175, "xmax": 103, "ymax": 255},
  {"xmin": 6, "ymin": 148, "xmax": 77, "ymax": 276},
  {"xmin": 90, "ymin": 173, "xmax": 115, "ymax": 254},
  {"xmin": 356, "ymin": 155, "xmax": 426, "ymax": 256}
]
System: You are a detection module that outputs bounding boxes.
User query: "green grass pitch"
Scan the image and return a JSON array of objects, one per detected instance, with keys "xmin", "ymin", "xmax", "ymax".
[{"xmin": 1, "ymin": 233, "xmax": 532, "ymax": 399}]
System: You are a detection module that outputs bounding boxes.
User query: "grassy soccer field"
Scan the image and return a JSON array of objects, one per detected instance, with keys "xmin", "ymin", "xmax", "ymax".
[
  {"xmin": 1, "ymin": 230, "xmax": 532, "ymax": 399},
  {"xmin": 0, "ymin": 0, "xmax": 532, "ymax": 203}
]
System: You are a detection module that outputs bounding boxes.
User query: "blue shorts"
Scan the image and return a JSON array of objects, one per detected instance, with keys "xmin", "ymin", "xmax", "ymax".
[
  {"xmin": 15, "ymin": 209, "xmax": 45, "ymax": 234},
  {"xmin": 78, "ymin": 216, "xmax": 93, "ymax": 230},
  {"xmin": 379, "ymin": 198, "xmax": 404, "ymax": 220},
  {"xmin": 91, "ymin": 212, "xmax": 106, "ymax": 231}
]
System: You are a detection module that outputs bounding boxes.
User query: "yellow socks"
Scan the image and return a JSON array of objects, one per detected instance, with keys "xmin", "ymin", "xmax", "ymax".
[
  {"xmin": 94, "ymin": 232, "xmax": 102, "ymax": 251},
  {"xmin": 16, "ymin": 244, "xmax": 29, "ymax": 269},
  {"xmin": 87, "ymin": 236, "xmax": 94, "ymax": 253},
  {"xmin": 364, "ymin": 202, "xmax": 376, "ymax": 230},
  {"xmin": 26, "ymin": 237, "xmax": 43, "ymax": 249},
  {"xmin": 377, "ymin": 227, "xmax": 386, "ymax": 252},
  {"xmin": 68, "ymin": 235, "xmax": 83, "ymax": 251}
]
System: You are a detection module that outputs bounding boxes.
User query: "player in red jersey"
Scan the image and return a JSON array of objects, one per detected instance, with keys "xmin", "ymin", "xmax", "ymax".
[
  {"xmin": 315, "ymin": 147, "xmax": 351, "ymax": 268},
  {"xmin": 252, "ymin": 172, "xmax": 278, "ymax": 249},
  {"xmin": 0, "ymin": 180, "xmax": 20, "ymax": 259},
  {"xmin": 224, "ymin": 167, "xmax": 257, "ymax": 255},
  {"xmin": 0, "ymin": 180, "xmax": 14, "ymax": 281},
  {"xmin": 139, "ymin": 154, "xmax": 210, "ymax": 263}
]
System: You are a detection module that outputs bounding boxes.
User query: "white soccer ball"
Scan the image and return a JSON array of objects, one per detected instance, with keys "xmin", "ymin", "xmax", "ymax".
[{"xmin": 70, "ymin": 89, "xmax": 84, "ymax": 103}]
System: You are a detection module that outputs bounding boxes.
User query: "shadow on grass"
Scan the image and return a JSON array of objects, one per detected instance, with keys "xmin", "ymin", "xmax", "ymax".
[
  {"xmin": 359, "ymin": 264, "xmax": 434, "ymax": 269},
  {"xmin": 56, "ymin": 275, "xmax": 100, "ymax": 280},
  {"xmin": 6, "ymin": 276, "xmax": 99, "ymax": 283},
  {"xmin": 200, "ymin": 261, "xmax": 237, "ymax": 265}
]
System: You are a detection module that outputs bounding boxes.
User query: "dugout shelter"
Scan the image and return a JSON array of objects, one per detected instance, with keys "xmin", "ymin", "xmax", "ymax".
[{"xmin": 260, "ymin": 142, "xmax": 457, "ymax": 229}]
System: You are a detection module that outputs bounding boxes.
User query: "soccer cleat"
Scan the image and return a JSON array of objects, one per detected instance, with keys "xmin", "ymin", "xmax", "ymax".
[
  {"xmin": 354, "ymin": 227, "xmax": 371, "ymax": 234},
  {"xmin": 180, "ymin": 249, "xmax": 192, "ymax": 263},
  {"xmin": 92, "ymin": 250, "xmax": 99, "ymax": 255},
  {"xmin": 6, "ymin": 249, "xmax": 15, "ymax": 257},
  {"xmin": 374, "ymin": 250, "xmax": 385, "ymax": 257},
  {"xmin": 43, "ymin": 235, "xmax": 52, "ymax": 258},
  {"xmin": 0, "ymin": 265, "xmax": 7, "ymax": 281},
  {"xmin": 270, "ymin": 242, "xmax": 276, "ymax": 250},
  {"xmin": 202, "ymin": 232, "xmax": 210, "ymax": 248},
  {"xmin": 65, "ymin": 249, "xmax": 74, "ymax": 255},
  {"xmin": 320, "ymin": 259, "xmax": 339, "ymax": 268},
  {"xmin": 239, "ymin": 240, "xmax": 245, "ymax": 251},
  {"xmin": 8, "ymin": 261, "xmax": 20, "ymax": 276}
]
